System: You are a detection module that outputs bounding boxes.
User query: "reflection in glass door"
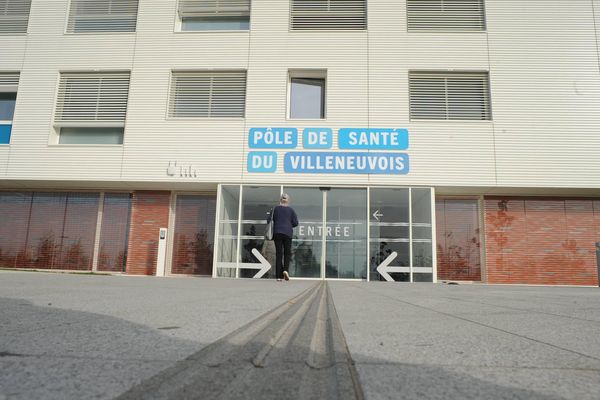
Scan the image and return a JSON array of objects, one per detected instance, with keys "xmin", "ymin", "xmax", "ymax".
[
  {"xmin": 325, "ymin": 189, "xmax": 368, "ymax": 279},
  {"xmin": 284, "ymin": 187, "xmax": 323, "ymax": 278},
  {"xmin": 369, "ymin": 187, "xmax": 434, "ymax": 282},
  {"xmin": 369, "ymin": 188, "xmax": 410, "ymax": 281},
  {"xmin": 239, "ymin": 186, "xmax": 281, "ymax": 279},
  {"xmin": 214, "ymin": 185, "xmax": 434, "ymax": 282}
]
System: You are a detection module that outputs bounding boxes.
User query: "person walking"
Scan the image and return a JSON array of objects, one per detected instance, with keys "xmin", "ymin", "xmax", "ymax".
[{"xmin": 268, "ymin": 193, "xmax": 298, "ymax": 281}]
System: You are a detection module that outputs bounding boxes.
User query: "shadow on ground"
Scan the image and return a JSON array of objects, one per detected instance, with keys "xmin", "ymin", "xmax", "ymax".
[{"xmin": 0, "ymin": 293, "xmax": 573, "ymax": 400}]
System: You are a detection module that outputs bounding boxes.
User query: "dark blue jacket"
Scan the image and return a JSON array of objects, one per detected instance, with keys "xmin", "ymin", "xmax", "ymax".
[{"xmin": 267, "ymin": 205, "xmax": 298, "ymax": 238}]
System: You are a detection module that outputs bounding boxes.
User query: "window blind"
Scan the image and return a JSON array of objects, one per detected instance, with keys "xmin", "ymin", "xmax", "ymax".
[
  {"xmin": 178, "ymin": 0, "xmax": 251, "ymax": 18},
  {"xmin": 407, "ymin": 0, "xmax": 486, "ymax": 31},
  {"xmin": 55, "ymin": 72, "xmax": 130, "ymax": 124},
  {"xmin": 409, "ymin": 72, "xmax": 491, "ymax": 120},
  {"xmin": 290, "ymin": 0, "xmax": 366, "ymax": 30},
  {"xmin": 169, "ymin": 71, "xmax": 247, "ymax": 118},
  {"xmin": 0, "ymin": 0, "xmax": 31, "ymax": 34},
  {"xmin": 67, "ymin": 0, "xmax": 139, "ymax": 33},
  {"xmin": 0, "ymin": 73, "xmax": 19, "ymax": 92}
]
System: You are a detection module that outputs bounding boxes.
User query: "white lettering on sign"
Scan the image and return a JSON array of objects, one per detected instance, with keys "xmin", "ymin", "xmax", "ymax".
[
  {"xmin": 252, "ymin": 129, "xmax": 294, "ymax": 146},
  {"xmin": 297, "ymin": 224, "xmax": 353, "ymax": 238},
  {"xmin": 251, "ymin": 154, "xmax": 274, "ymax": 169},
  {"xmin": 307, "ymin": 130, "xmax": 329, "ymax": 146},
  {"xmin": 348, "ymin": 130, "xmax": 401, "ymax": 147}
]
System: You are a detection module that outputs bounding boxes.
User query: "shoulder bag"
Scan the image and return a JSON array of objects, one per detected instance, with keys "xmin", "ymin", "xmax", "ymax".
[{"xmin": 264, "ymin": 206, "xmax": 275, "ymax": 240}]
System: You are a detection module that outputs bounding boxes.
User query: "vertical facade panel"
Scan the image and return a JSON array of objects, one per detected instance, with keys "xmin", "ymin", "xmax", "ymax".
[
  {"xmin": 122, "ymin": 0, "xmax": 249, "ymax": 183},
  {"xmin": 487, "ymin": 0, "xmax": 600, "ymax": 188}
]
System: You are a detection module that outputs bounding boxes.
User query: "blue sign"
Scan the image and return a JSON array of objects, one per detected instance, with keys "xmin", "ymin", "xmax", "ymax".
[
  {"xmin": 247, "ymin": 151, "xmax": 277, "ymax": 172},
  {"xmin": 338, "ymin": 128, "xmax": 409, "ymax": 150},
  {"xmin": 303, "ymin": 128, "xmax": 333, "ymax": 149},
  {"xmin": 249, "ymin": 128, "xmax": 298, "ymax": 149},
  {"xmin": 284, "ymin": 152, "xmax": 409, "ymax": 174}
]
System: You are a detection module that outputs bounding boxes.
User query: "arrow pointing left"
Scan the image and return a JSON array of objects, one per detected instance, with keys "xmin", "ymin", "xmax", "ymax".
[
  {"xmin": 372, "ymin": 209, "xmax": 383, "ymax": 221},
  {"xmin": 376, "ymin": 251, "xmax": 398, "ymax": 282}
]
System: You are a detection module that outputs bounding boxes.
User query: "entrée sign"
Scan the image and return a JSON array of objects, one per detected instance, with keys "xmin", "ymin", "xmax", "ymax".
[{"xmin": 247, "ymin": 128, "xmax": 410, "ymax": 175}]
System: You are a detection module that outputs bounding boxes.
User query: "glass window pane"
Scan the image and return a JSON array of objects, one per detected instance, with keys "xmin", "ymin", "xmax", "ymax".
[
  {"xmin": 413, "ymin": 241, "xmax": 433, "ymax": 270},
  {"xmin": 370, "ymin": 241, "xmax": 410, "ymax": 282},
  {"xmin": 182, "ymin": 17, "xmax": 249, "ymax": 31},
  {"xmin": 370, "ymin": 188, "xmax": 410, "ymax": 281},
  {"xmin": 171, "ymin": 194, "xmax": 216, "ymax": 276},
  {"xmin": 59, "ymin": 127, "xmax": 124, "ymax": 145},
  {"xmin": 217, "ymin": 185, "xmax": 240, "ymax": 274},
  {"xmin": 0, "ymin": 93, "xmax": 16, "ymax": 120},
  {"xmin": 411, "ymin": 189, "xmax": 433, "ymax": 273},
  {"xmin": 239, "ymin": 186, "xmax": 281, "ymax": 278},
  {"xmin": 436, "ymin": 199, "xmax": 482, "ymax": 281},
  {"xmin": 411, "ymin": 188, "xmax": 432, "ymax": 224},
  {"xmin": 0, "ymin": 125, "xmax": 12, "ymax": 144},
  {"xmin": 290, "ymin": 78, "xmax": 325, "ymax": 119},
  {"xmin": 0, "ymin": 192, "xmax": 33, "ymax": 268},
  {"xmin": 53, "ymin": 193, "xmax": 100, "ymax": 271},
  {"xmin": 285, "ymin": 187, "xmax": 323, "ymax": 279},
  {"xmin": 413, "ymin": 273, "xmax": 433, "ymax": 283},
  {"xmin": 326, "ymin": 189, "xmax": 367, "ymax": 279},
  {"xmin": 22, "ymin": 192, "xmax": 68, "ymax": 269},
  {"xmin": 98, "ymin": 193, "xmax": 131, "ymax": 272}
]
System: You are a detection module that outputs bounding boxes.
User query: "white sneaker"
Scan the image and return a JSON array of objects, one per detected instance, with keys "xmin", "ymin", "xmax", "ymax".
[
  {"xmin": 276, "ymin": 278, "xmax": 282, "ymax": 281},
  {"xmin": 283, "ymin": 271, "xmax": 289, "ymax": 281}
]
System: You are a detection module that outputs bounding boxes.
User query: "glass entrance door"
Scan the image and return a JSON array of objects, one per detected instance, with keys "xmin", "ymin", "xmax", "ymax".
[
  {"xmin": 284, "ymin": 187, "xmax": 368, "ymax": 280},
  {"xmin": 215, "ymin": 185, "xmax": 433, "ymax": 281},
  {"xmin": 325, "ymin": 188, "xmax": 368, "ymax": 279},
  {"xmin": 284, "ymin": 187, "xmax": 323, "ymax": 278}
]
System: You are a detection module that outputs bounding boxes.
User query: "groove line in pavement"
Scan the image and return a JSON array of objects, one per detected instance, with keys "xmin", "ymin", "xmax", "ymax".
[
  {"xmin": 116, "ymin": 282, "xmax": 364, "ymax": 400},
  {"xmin": 347, "ymin": 284, "xmax": 600, "ymax": 363},
  {"xmin": 439, "ymin": 296, "xmax": 600, "ymax": 324}
]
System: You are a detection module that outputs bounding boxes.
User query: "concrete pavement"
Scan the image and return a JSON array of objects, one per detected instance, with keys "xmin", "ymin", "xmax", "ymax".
[
  {"xmin": 0, "ymin": 270, "xmax": 599, "ymax": 399},
  {"xmin": 329, "ymin": 282, "xmax": 600, "ymax": 400},
  {"xmin": 0, "ymin": 271, "xmax": 314, "ymax": 399}
]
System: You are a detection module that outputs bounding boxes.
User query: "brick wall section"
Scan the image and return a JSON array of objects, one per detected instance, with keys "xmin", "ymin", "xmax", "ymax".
[
  {"xmin": 484, "ymin": 197, "xmax": 600, "ymax": 286},
  {"xmin": 125, "ymin": 191, "xmax": 171, "ymax": 275}
]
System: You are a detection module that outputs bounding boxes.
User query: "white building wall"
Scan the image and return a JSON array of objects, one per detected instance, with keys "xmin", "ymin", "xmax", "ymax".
[
  {"xmin": 488, "ymin": 0, "xmax": 600, "ymax": 188},
  {"xmin": 1, "ymin": 0, "xmax": 599, "ymax": 192}
]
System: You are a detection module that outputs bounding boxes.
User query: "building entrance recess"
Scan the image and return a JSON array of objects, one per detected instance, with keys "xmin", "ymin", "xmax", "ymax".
[{"xmin": 213, "ymin": 185, "xmax": 435, "ymax": 282}]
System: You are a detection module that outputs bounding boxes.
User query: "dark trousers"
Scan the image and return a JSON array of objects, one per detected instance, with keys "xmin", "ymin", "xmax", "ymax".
[{"xmin": 273, "ymin": 233, "xmax": 292, "ymax": 279}]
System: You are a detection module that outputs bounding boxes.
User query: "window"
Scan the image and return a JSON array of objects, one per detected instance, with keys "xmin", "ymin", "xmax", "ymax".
[
  {"xmin": 0, "ymin": 73, "xmax": 18, "ymax": 144},
  {"xmin": 178, "ymin": 0, "xmax": 250, "ymax": 31},
  {"xmin": 407, "ymin": 0, "xmax": 486, "ymax": 31},
  {"xmin": 289, "ymin": 70, "xmax": 326, "ymax": 119},
  {"xmin": 290, "ymin": 0, "xmax": 366, "ymax": 30},
  {"xmin": 67, "ymin": 0, "xmax": 139, "ymax": 33},
  {"xmin": 55, "ymin": 72, "xmax": 130, "ymax": 144},
  {"xmin": 169, "ymin": 71, "xmax": 247, "ymax": 118},
  {"xmin": 409, "ymin": 71, "xmax": 491, "ymax": 121},
  {"xmin": 0, "ymin": 0, "xmax": 31, "ymax": 34}
]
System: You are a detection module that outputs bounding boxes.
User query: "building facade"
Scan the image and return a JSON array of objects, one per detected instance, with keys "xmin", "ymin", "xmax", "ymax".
[{"xmin": 1, "ymin": 0, "xmax": 599, "ymax": 285}]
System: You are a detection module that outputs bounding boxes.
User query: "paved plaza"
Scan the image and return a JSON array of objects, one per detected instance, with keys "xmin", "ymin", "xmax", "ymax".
[{"xmin": 0, "ymin": 270, "xmax": 599, "ymax": 399}]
